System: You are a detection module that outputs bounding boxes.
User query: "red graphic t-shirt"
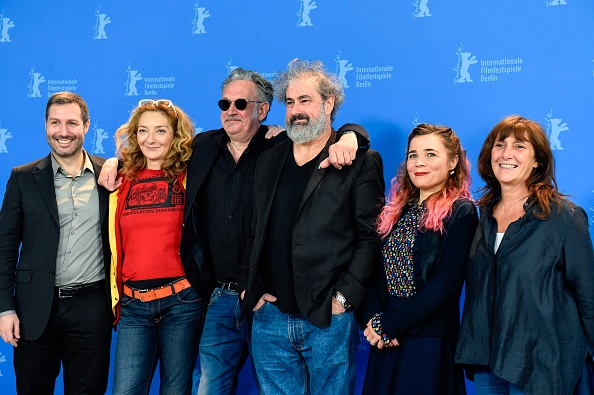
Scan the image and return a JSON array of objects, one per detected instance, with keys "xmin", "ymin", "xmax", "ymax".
[{"xmin": 119, "ymin": 168, "xmax": 186, "ymax": 282}]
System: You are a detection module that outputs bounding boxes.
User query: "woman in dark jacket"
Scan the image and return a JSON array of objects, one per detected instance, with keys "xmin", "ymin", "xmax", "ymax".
[
  {"xmin": 362, "ymin": 124, "xmax": 478, "ymax": 394},
  {"xmin": 455, "ymin": 115, "xmax": 594, "ymax": 395}
]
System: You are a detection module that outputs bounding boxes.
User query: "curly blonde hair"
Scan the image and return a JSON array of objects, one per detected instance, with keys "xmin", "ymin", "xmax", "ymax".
[{"xmin": 115, "ymin": 100, "xmax": 194, "ymax": 183}]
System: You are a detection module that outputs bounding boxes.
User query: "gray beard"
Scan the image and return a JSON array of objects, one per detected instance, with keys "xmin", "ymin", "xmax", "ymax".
[{"xmin": 286, "ymin": 105, "xmax": 327, "ymax": 144}]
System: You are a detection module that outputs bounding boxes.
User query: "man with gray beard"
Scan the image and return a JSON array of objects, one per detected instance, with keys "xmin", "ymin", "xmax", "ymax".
[{"xmin": 240, "ymin": 59, "xmax": 385, "ymax": 395}]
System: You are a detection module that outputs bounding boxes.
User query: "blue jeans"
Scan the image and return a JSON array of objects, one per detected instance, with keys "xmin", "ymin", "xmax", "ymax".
[
  {"xmin": 473, "ymin": 370, "xmax": 524, "ymax": 395},
  {"xmin": 251, "ymin": 302, "xmax": 359, "ymax": 395},
  {"xmin": 112, "ymin": 287, "xmax": 205, "ymax": 395},
  {"xmin": 197, "ymin": 288, "xmax": 251, "ymax": 395}
]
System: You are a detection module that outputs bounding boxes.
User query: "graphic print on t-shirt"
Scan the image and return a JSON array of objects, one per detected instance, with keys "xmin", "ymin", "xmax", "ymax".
[{"xmin": 125, "ymin": 175, "xmax": 184, "ymax": 210}]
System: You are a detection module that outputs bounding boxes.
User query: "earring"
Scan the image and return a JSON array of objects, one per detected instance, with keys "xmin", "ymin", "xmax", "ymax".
[{"xmin": 449, "ymin": 170, "xmax": 455, "ymax": 175}]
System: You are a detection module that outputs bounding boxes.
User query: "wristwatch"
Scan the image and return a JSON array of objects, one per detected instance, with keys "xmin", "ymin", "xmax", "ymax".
[{"xmin": 333, "ymin": 291, "xmax": 351, "ymax": 310}]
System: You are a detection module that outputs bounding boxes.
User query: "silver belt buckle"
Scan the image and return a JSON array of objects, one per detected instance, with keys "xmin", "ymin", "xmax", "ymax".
[{"xmin": 58, "ymin": 286, "xmax": 75, "ymax": 298}]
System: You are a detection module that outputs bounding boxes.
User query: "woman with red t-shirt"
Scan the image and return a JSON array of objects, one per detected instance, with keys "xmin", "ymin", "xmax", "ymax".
[{"xmin": 109, "ymin": 99, "xmax": 203, "ymax": 394}]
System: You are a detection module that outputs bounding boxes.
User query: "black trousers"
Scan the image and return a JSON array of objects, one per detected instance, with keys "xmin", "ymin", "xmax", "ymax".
[{"xmin": 13, "ymin": 285, "xmax": 112, "ymax": 395}]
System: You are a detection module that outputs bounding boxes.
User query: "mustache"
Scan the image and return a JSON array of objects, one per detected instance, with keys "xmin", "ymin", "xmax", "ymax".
[
  {"xmin": 290, "ymin": 114, "xmax": 309, "ymax": 124},
  {"xmin": 225, "ymin": 116, "xmax": 243, "ymax": 122}
]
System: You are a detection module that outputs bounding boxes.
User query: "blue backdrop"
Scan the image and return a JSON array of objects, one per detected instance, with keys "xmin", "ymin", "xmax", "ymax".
[{"xmin": 1, "ymin": 1, "xmax": 593, "ymax": 393}]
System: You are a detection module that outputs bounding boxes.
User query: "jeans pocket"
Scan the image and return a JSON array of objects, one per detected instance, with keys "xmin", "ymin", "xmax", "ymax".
[
  {"xmin": 176, "ymin": 287, "xmax": 201, "ymax": 304},
  {"xmin": 332, "ymin": 309, "xmax": 348, "ymax": 317},
  {"xmin": 207, "ymin": 290, "xmax": 219, "ymax": 307},
  {"xmin": 253, "ymin": 300, "xmax": 268, "ymax": 314}
]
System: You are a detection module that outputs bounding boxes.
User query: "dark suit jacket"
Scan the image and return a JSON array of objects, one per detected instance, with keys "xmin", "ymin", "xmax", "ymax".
[
  {"xmin": 0, "ymin": 153, "xmax": 112, "ymax": 341},
  {"xmin": 179, "ymin": 124, "xmax": 369, "ymax": 301},
  {"xmin": 179, "ymin": 125, "xmax": 282, "ymax": 300},
  {"xmin": 240, "ymin": 131, "xmax": 385, "ymax": 329}
]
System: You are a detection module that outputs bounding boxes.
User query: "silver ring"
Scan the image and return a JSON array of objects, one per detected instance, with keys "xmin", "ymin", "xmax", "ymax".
[{"xmin": 370, "ymin": 340, "xmax": 377, "ymax": 346}]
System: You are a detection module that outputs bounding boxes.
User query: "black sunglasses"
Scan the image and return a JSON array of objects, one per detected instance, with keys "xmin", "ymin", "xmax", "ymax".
[{"xmin": 218, "ymin": 98, "xmax": 263, "ymax": 111}]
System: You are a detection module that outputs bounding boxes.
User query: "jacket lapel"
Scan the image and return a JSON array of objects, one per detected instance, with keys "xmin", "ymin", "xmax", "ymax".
[
  {"xmin": 184, "ymin": 132, "xmax": 219, "ymax": 222},
  {"xmin": 33, "ymin": 154, "xmax": 60, "ymax": 226},
  {"xmin": 258, "ymin": 142, "xmax": 290, "ymax": 223},
  {"xmin": 89, "ymin": 154, "xmax": 108, "ymax": 226},
  {"xmin": 297, "ymin": 131, "xmax": 336, "ymax": 212}
]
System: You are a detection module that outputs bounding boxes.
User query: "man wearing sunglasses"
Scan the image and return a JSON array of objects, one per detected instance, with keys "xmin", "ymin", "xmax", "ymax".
[
  {"xmin": 240, "ymin": 59, "xmax": 384, "ymax": 394},
  {"xmin": 100, "ymin": 67, "xmax": 368, "ymax": 393}
]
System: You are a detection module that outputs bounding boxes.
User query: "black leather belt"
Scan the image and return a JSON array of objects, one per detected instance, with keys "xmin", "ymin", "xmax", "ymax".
[
  {"xmin": 217, "ymin": 281, "xmax": 238, "ymax": 292},
  {"xmin": 56, "ymin": 281, "xmax": 104, "ymax": 298}
]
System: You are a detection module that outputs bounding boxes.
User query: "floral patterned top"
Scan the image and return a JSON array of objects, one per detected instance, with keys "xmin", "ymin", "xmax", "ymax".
[{"xmin": 372, "ymin": 201, "xmax": 425, "ymax": 345}]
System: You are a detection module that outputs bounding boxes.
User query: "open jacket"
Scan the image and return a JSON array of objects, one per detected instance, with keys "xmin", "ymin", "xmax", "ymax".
[
  {"xmin": 0, "ymin": 153, "xmax": 112, "ymax": 340},
  {"xmin": 180, "ymin": 124, "xmax": 371, "ymax": 303},
  {"xmin": 455, "ymin": 199, "xmax": 594, "ymax": 395},
  {"xmin": 240, "ymin": 131, "xmax": 384, "ymax": 329}
]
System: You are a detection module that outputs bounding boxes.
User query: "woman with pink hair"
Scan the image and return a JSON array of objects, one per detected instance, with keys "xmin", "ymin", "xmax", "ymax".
[{"xmin": 362, "ymin": 123, "xmax": 478, "ymax": 394}]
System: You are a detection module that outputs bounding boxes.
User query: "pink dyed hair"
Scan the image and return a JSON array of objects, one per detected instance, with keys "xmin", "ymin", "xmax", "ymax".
[{"xmin": 377, "ymin": 124, "xmax": 472, "ymax": 238}]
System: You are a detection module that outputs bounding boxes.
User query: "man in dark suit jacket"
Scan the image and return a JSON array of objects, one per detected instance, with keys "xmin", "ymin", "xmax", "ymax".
[
  {"xmin": 0, "ymin": 92, "xmax": 112, "ymax": 394},
  {"xmin": 240, "ymin": 59, "xmax": 385, "ymax": 395},
  {"xmin": 179, "ymin": 68, "xmax": 367, "ymax": 395}
]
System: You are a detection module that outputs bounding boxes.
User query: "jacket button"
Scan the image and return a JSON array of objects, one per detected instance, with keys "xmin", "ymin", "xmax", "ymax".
[{"xmin": 49, "ymin": 271, "xmax": 55, "ymax": 276}]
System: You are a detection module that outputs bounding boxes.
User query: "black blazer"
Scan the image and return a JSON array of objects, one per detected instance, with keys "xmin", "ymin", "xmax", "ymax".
[
  {"xmin": 0, "ymin": 153, "xmax": 112, "ymax": 341},
  {"xmin": 179, "ymin": 125, "xmax": 282, "ymax": 300},
  {"xmin": 240, "ymin": 131, "xmax": 385, "ymax": 329},
  {"xmin": 179, "ymin": 124, "xmax": 369, "ymax": 301}
]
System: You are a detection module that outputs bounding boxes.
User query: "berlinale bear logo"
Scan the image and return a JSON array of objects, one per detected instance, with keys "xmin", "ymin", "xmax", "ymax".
[
  {"xmin": 0, "ymin": 125, "xmax": 12, "ymax": 153},
  {"xmin": 0, "ymin": 15, "xmax": 15, "ymax": 42},
  {"xmin": 192, "ymin": 2, "xmax": 210, "ymax": 35},
  {"xmin": 297, "ymin": 0, "xmax": 317, "ymax": 27},
  {"xmin": 545, "ymin": 109, "xmax": 569, "ymax": 151},
  {"xmin": 94, "ymin": 9, "xmax": 111, "ymax": 40}
]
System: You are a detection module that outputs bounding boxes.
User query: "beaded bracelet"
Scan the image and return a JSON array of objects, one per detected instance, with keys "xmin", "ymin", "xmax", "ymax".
[{"xmin": 371, "ymin": 313, "xmax": 391, "ymax": 346}]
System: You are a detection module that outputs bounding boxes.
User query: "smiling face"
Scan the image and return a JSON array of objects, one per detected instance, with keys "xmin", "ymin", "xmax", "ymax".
[
  {"xmin": 220, "ymin": 80, "xmax": 269, "ymax": 141},
  {"xmin": 45, "ymin": 103, "xmax": 89, "ymax": 159},
  {"xmin": 136, "ymin": 110, "xmax": 174, "ymax": 169},
  {"xmin": 490, "ymin": 132, "xmax": 538, "ymax": 190},
  {"xmin": 406, "ymin": 133, "xmax": 458, "ymax": 202}
]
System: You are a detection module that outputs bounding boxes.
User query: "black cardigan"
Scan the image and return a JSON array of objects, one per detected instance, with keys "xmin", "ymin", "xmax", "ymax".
[{"xmin": 363, "ymin": 198, "xmax": 478, "ymax": 339}]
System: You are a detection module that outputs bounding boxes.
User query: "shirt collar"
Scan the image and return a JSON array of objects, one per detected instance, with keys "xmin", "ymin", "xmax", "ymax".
[
  {"xmin": 50, "ymin": 149, "xmax": 95, "ymax": 177},
  {"xmin": 216, "ymin": 125, "xmax": 268, "ymax": 155}
]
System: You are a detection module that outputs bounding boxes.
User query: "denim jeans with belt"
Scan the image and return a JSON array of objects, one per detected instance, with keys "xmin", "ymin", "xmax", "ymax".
[
  {"xmin": 197, "ymin": 287, "xmax": 252, "ymax": 395},
  {"xmin": 251, "ymin": 302, "xmax": 359, "ymax": 395},
  {"xmin": 112, "ymin": 286, "xmax": 205, "ymax": 395}
]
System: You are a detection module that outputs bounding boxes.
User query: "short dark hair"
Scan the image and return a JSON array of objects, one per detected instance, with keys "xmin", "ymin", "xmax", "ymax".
[{"xmin": 45, "ymin": 91, "xmax": 90, "ymax": 124}]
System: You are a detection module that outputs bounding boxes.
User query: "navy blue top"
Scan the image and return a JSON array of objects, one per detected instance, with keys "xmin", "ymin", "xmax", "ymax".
[{"xmin": 456, "ymin": 199, "xmax": 594, "ymax": 395}]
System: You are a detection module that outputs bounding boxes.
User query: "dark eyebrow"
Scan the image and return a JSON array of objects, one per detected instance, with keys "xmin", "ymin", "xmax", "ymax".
[
  {"xmin": 287, "ymin": 94, "xmax": 313, "ymax": 101},
  {"xmin": 409, "ymin": 148, "xmax": 438, "ymax": 153}
]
